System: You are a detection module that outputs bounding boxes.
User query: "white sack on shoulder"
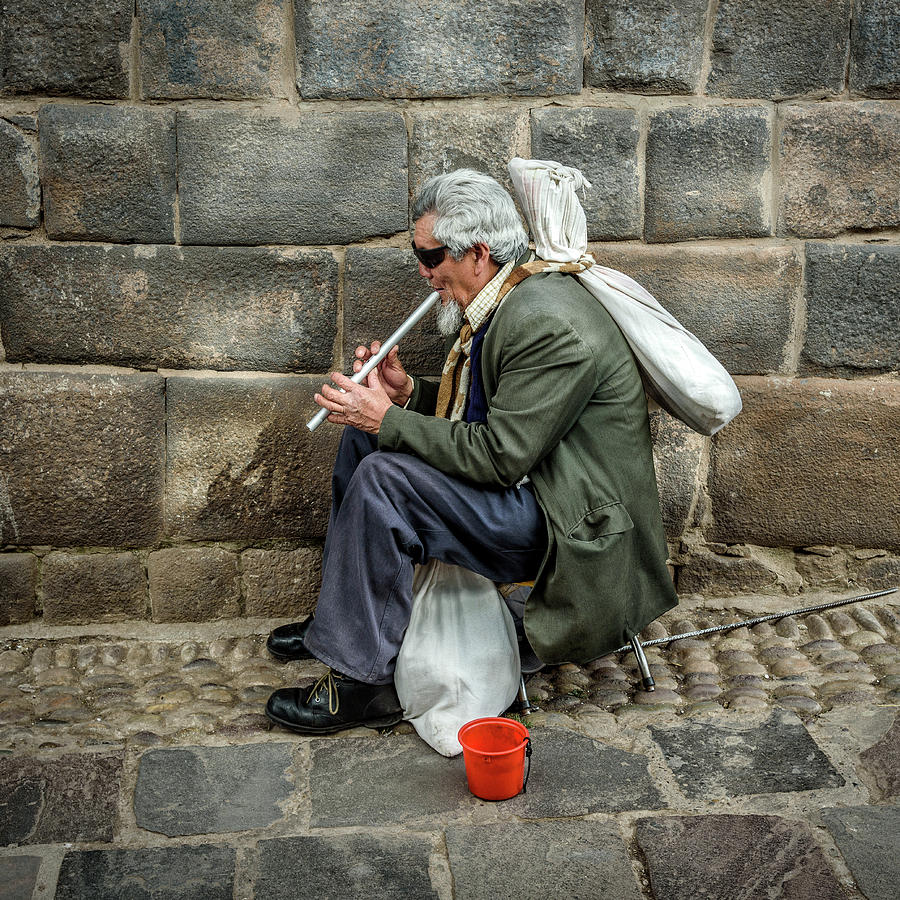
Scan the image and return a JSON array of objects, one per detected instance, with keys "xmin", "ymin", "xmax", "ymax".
[
  {"xmin": 507, "ymin": 157, "xmax": 742, "ymax": 436},
  {"xmin": 395, "ymin": 560, "xmax": 521, "ymax": 757}
]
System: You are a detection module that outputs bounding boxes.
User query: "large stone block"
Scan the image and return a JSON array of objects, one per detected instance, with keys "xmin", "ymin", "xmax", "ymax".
[
  {"xmin": 585, "ymin": 0, "xmax": 707, "ymax": 94},
  {"xmin": 409, "ymin": 108, "xmax": 526, "ymax": 202},
  {"xmin": 707, "ymin": 0, "xmax": 851, "ymax": 99},
  {"xmin": 0, "ymin": 554, "xmax": 37, "ymax": 625},
  {"xmin": 645, "ymin": 106, "xmax": 772, "ymax": 242},
  {"xmin": 0, "ymin": 752, "xmax": 123, "ymax": 845},
  {"xmin": 779, "ymin": 102, "xmax": 900, "ymax": 238},
  {"xmin": 0, "ymin": 856, "xmax": 41, "ymax": 900},
  {"xmin": 709, "ymin": 376, "xmax": 900, "ymax": 549},
  {"xmin": 0, "ymin": 372, "xmax": 165, "ymax": 546},
  {"xmin": 39, "ymin": 104, "xmax": 176, "ymax": 243},
  {"xmin": 0, "ymin": 119, "xmax": 39, "ymax": 227},
  {"xmin": 823, "ymin": 805, "xmax": 900, "ymax": 900},
  {"xmin": 42, "ymin": 552, "xmax": 146, "ymax": 624},
  {"xmin": 0, "ymin": 244, "xmax": 338, "ymax": 372},
  {"xmin": 650, "ymin": 412, "xmax": 704, "ymax": 541},
  {"xmin": 148, "ymin": 546, "xmax": 240, "ymax": 622},
  {"xmin": 166, "ymin": 375, "xmax": 340, "ymax": 541},
  {"xmin": 343, "ymin": 249, "xmax": 446, "ymax": 377},
  {"xmin": 0, "ymin": 1, "xmax": 131, "ymax": 98},
  {"xmin": 177, "ymin": 108, "xmax": 407, "ymax": 245},
  {"xmin": 850, "ymin": 0, "xmax": 900, "ymax": 98},
  {"xmin": 801, "ymin": 242, "xmax": 900, "ymax": 374},
  {"xmin": 531, "ymin": 107, "xmax": 640, "ymax": 241},
  {"xmin": 590, "ymin": 242, "xmax": 799, "ymax": 374},
  {"xmin": 295, "ymin": 0, "xmax": 583, "ymax": 99},
  {"xmin": 140, "ymin": 0, "xmax": 288, "ymax": 99},
  {"xmin": 242, "ymin": 547, "xmax": 321, "ymax": 618}
]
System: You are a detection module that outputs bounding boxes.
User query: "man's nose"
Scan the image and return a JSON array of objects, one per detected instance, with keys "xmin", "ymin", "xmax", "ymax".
[{"xmin": 418, "ymin": 261, "xmax": 432, "ymax": 278}]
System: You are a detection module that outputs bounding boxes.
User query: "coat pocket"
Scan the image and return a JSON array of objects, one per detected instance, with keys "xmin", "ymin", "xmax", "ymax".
[{"xmin": 566, "ymin": 501, "xmax": 634, "ymax": 543}]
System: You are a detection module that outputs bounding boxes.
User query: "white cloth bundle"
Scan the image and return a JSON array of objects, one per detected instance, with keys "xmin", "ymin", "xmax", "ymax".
[
  {"xmin": 394, "ymin": 560, "xmax": 521, "ymax": 757},
  {"xmin": 508, "ymin": 157, "xmax": 742, "ymax": 435}
]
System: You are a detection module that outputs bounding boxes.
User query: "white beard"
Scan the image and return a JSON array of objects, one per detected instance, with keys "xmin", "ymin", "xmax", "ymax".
[{"xmin": 436, "ymin": 298, "xmax": 465, "ymax": 336}]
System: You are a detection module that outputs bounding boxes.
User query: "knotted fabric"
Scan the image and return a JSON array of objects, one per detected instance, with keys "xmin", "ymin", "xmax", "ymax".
[{"xmin": 435, "ymin": 254, "xmax": 595, "ymax": 421}]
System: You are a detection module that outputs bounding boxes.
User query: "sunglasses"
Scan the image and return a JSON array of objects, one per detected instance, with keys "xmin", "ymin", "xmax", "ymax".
[{"xmin": 411, "ymin": 241, "xmax": 451, "ymax": 269}]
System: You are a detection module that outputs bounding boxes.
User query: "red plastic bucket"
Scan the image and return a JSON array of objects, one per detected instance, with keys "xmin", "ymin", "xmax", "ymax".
[{"xmin": 458, "ymin": 717, "xmax": 531, "ymax": 801}]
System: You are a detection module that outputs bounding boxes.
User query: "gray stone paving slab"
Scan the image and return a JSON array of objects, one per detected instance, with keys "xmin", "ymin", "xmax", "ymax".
[
  {"xmin": 858, "ymin": 712, "xmax": 900, "ymax": 799},
  {"xmin": 134, "ymin": 743, "xmax": 293, "ymax": 836},
  {"xmin": 55, "ymin": 844, "xmax": 235, "ymax": 900},
  {"xmin": 0, "ymin": 855, "xmax": 42, "ymax": 900},
  {"xmin": 446, "ymin": 821, "xmax": 642, "ymax": 900},
  {"xmin": 309, "ymin": 734, "xmax": 464, "ymax": 827},
  {"xmin": 507, "ymin": 726, "xmax": 663, "ymax": 818},
  {"xmin": 0, "ymin": 752, "xmax": 123, "ymax": 845},
  {"xmin": 822, "ymin": 804, "xmax": 900, "ymax": 900},
  {"xmin": 636, "ymin": 814, "xmax": 847, "ymax": 900},
  {"xmin": 650, "ymin": 711, "xmax": 844, "ymax": 799},
  {"xmin": 256, "ymin": 834, "xmax": 437, "ymax": 899}
]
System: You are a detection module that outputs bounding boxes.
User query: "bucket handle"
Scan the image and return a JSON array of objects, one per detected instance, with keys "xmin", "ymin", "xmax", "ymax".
[{"xmin": 523, "ymin": 737, "xmax": 533, "ymax": 793}]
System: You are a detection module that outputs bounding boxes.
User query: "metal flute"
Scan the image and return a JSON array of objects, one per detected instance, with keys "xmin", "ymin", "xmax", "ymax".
[{"xmin": 306, "ymin": 291, "xmax": 441, "ymax": 432}]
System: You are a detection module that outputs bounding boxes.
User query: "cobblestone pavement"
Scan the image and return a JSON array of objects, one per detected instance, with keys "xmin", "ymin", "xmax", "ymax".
[{"xmin": 1, "ymin": 592, "xmax": 899, "ymax": 899}]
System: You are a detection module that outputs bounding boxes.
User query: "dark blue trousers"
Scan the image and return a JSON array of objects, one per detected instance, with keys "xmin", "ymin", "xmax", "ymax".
[{"xmin": 302, "ymin": 427, "xmax": 547, "ymax": 684}]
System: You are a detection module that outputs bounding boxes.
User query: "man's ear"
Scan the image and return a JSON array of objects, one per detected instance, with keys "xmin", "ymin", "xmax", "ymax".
[{"xmin": 471, "ymin": 242, "xmax": 493, "ymax": 276}]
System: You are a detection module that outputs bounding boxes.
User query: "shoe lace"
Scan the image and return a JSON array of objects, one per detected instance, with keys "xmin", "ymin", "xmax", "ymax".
[{"xmin": 307, "ymin": 669, "xmax": 340, "ymax": 716}]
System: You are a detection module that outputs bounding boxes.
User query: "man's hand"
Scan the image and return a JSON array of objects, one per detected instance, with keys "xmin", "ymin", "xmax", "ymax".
[
  {"xmin": 315, "ymin": 368, "xmax": 393, "ymax": 434},
  {"xmin": 352, "ymin": 341, "xmax": 413, "ymax": 406}
]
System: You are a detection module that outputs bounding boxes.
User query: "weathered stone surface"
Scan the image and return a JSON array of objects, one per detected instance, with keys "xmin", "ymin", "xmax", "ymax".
[
  {"xmin": 42, "ymin": 552, "xmax": 146, "ymax": 624},
  {"xmin": 678, "ymin": 546, "xmax": 785, "ymax": 597},
  {"xmin": 858, "ymin": 713, "xmax": 900, "ymax": 798},
  {"xmin": 140, "ymin": 0, "xmax": 287, "ymax": 99},
  {"xmin": 823, "ymin": 804, "xmax": 900, "ymax": 900},
  {"xmin": 779, "ymin": 102, "xmax": 900, "ymax": 238},
  {"xmin": 856, "ymin": 556, "xmax": 900, "ymax": 590},
  {"xmin": 0, "ymin": 1, "xmax": 130, "ymax": 98},
  {"xmin": 649, "ymin": 411, "xmax": 703, "ymax": 540},
  {"xmin": 709, "ymin": 377, "xmax": 900, "ymax": 549},
  {"xmin": 409, "ymin": 108, "xmax": 526, "ymax": 203},
  {"xmin": 148, "ymin": 547, "xmax": 240, "ymax": 622},
  {"xmin": 166, "ymin": 375, "xmax": 340, "ymax": 540},
  {"xmin": 343, "ymin": 248, "xmax": 446, "ymax": 376},
  {"xmin": 178, "ymin": 108, "xmax": 407, "ymax": 245},
  {"xmin": 0, "ymin": 855, "xmax": 42, "ymax": 900},
  {"xmin": 585, "ymin": 0, "xmax": 707, "ymax": 93},
  {"xmin": 509, "ymin": 726, "xmax": 663, "ymax": 817},
  {"xmin": 0, "ymin": 752, "xmax": 123, "ymax": 845},
  {"xmin": 309, "ymin": 734, "xmax": 464, "ymax": 827},
  {"xmin": 0, "ymin": 554, "xmax": 36, "ymax": 625},
  {"xmin": 591, "ymin": 242, "xmax": 799, "ymax": 374},
  {"xmin": 134, "ymin": 744, "xmax": 293, "ymax": 835},
  {"xmin": 56, "ymin": 845, "xmax": 235, "ymax": 900},
  {"xmin": 645, "ymin": 106, "xmax": 772, "ymax": 242},
  {"xmin": 295, "ymin": 0, "xmax": 583, "ymax": 99},
  {"xmin": 447, "ymin": 821, "xmax": 641, "ymax": 900},
  {"xmin": 242, "ymin": 548, "xmax": 321, "ymax": 618},
  {"xmin": 801, "ymin": 243, "xmax": 900, "ymax": 374},
  {"xmin": 850, "ymin": 0, "xmax": 900, "ymax": 97},
  {"xmin": 0, "ymin": 372, "xmax": 165, "ymax": 546},
  {"xmin": 0, "ymin": 119, "xmax": 39, "ymax": 227},
  {"xmin": 39, "ymin": 104, "xmax": 176, "ymax": 243},
  {"xmin": 256, "ymin": 834, "xmax": 436, "ymax": 899},
  {"xmin": 0, "ymin": 244, "xmax": 338, "ymax": 372},
  {"xmin": 531, "ymin": 107, "xmax": 640, "ymax": 240},
  {"xmin": 708, "ymin": 0, "xmax": 851, "ymax": 99},
  {"xmin": 637, "ymin": 814, "xmax": 847, "ymax": 899},
  {"xmin": 649, "ymin": 711, "xmax": 843, "ymax": 798}
]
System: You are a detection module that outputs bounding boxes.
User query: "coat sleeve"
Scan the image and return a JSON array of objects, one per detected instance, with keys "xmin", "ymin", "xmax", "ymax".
[{"xmin": 378, "ymin": 306, "xmax": 601, "ymax": 486}]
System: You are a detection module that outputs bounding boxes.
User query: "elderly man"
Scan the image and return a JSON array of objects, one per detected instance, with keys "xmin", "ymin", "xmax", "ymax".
[{"xmin": 265, "ymin": 169, "xmax": 677, "ymax": 734}]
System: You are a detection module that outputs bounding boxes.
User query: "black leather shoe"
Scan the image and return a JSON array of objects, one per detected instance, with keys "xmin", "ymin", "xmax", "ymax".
[
  {"xmin": 267, "ymin": 618, "xmax": 315, "ymax": 661},
  {"xmin": 265, "ymin": 670, "xmax": 403, "ymax": 735}
]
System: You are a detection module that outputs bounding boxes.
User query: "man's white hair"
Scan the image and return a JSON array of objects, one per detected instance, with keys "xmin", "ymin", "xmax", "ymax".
[{"xmin": 412, "ymin": 169, "xmax": 529, "ymax": 265}]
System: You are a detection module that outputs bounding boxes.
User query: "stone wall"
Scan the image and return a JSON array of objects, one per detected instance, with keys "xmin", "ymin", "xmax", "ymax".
[{"xmin": 1, "ymin": 0, "xmax": 898, "ymax": 626}]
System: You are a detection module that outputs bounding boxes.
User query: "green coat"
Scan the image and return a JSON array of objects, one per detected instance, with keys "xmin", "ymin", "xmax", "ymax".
[{"xmin": 379, "ymin": 269, "xmax": 678, "ymax": 663}]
